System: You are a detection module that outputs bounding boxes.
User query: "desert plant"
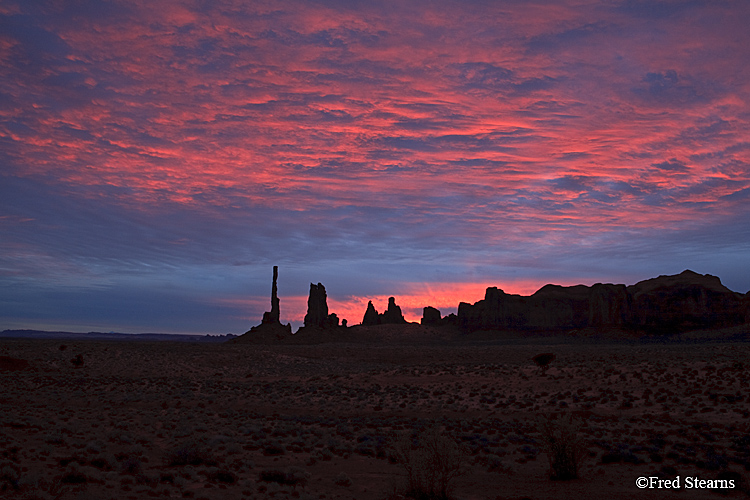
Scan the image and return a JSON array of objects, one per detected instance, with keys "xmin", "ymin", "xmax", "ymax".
[
  {"xmin": 1, "ymin": 462, "xmax": 21, "ymax": 491},
  {"xmin": 165, "ymin": 441, "xmax": 213, "ymax": 466},
  {"xmin": 120, "ymin": 456, "xmax": 142, "ymax": 475},
  {"xmin": 532, "ymin": 352, "xmax": 556, "ymax": 373},
  {"xmin": 537, "ymin": 412, "xmax": 587, "ymax": 480},
  {"xmin": 206, "ymin": 468, "xmax": 236, "ymax": 484},
  {"xmin": 334, "ymin": 472, "xmax": 352, "ymax": 486},
  {"xmin": 257, "ymin": 467, "xmax": 308, "ymax": 488},
  {"xmin": 70, "ymin": 354, "xmax": 84, "ymax": 368},
  {"xmin": 390, "ymin": 426, "xmax": 468, "ymax": 500}
]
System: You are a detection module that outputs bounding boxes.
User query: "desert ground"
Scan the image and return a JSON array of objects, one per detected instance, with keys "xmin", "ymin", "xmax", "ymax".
[{"xmin": 1, "ymin": 328, "xmax": 750, "ymax": 499}]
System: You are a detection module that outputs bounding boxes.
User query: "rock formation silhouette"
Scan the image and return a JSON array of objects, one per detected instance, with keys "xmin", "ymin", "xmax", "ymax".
[
  {"xmin": 627, "ymin": 270, "xmax": 748, "ymax": 333},
  {"xmin": 262, "ymin": 266, "xmax": 281, "ymax": 324},
  {"xmin": 381, "ymin": 297, "xmax": 407, "ymax": 324},
  {"xmin": 304, "ymin": 283, "xmax": 328, "ymax": 327},
  {"xmin": 421, "ymin": 306, "xmax": 442, "ymax": 326},
  {"xmin": 303, "ymin": 283, "xmax": 340, "ymax": 329},
  {"xmin": 362, "ymin": 300, "xmax": 379, "ymax": 326},
  {"xmin": 232, "ymin": 266, "xmax": 292, "ymax": 342},
  {"xmin": 360, "ymin": 297, "xmax": 407, "ymax": 325},
  {"xmin": 232, "ymin": 268, "xmax": 748, "ymax": 344},
  {"xmin": 457, "ymin": 270, "xmax": 747, "ymax": 334}
]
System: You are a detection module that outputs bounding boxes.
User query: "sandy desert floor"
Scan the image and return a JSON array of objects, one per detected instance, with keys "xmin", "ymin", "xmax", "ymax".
[{"xmin": 1, "ymin": 333, "xmax": 750, "ymax": 499}]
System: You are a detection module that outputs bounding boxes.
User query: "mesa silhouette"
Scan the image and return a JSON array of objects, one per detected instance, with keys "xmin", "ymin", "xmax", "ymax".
[{"xmin": 232, "ymin": 268, "xmax": 750, "ymax": 344}]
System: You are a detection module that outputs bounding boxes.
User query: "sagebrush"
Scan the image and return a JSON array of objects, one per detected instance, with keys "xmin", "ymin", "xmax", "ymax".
[
  {"xmin": 538, "ymin": 412, "xmax": 587, "ymax": 480},
  {"xmin": 390, "ymin": 426, "xmax": 468, "ymax": 500}
]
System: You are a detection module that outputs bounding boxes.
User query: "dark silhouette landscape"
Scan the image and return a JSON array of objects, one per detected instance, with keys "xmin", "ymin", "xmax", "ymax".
[
  {"xmin": 234, "ymin": 267, "xmax": 750, "ymax": 344},
  {"xmin": 2, "ymin": 269, "xmax": 749, "ymax": 499},
  {"xmin": 4, "ymin": 1, "xmax": 750, "ymax": 499}
]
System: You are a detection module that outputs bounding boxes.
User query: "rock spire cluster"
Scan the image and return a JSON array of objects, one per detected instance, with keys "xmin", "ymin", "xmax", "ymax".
[
  {"xmin": 361, "ymin": 297, "xmax": 407, "ymax": 325},
  {"xmin": 233, "ymin": 268, "xmax": 749, "ymax": 343}
]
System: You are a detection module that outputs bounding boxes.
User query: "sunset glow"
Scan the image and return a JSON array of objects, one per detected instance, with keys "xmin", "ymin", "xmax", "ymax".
[{"xmin": 1, "ymin": 0, "xmax": 749, "ymax": 333}]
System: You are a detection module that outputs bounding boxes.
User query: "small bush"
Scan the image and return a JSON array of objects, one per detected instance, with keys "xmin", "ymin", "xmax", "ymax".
[
  {"xmin": 70, "ymin": 354, "xmax": 84, "ymax": 368},
  {"xmin": 262, "ymin": 443, "xmax": 285, "ymax": 456},
  {"xmin": 257, "ymin": 468, "xmax": 308, "ymax": 488},
  {"xmin": 60, "ymin": 463, "xmax": 99, "ymax": 485},
  {"xmin": 390, "ymin": 426, "xmax": 468, "ymax": 500},
  {"xmin": 334, "ymin": 472, "xmax": 352, "ymax": 487},
  {"xmin": 1, "ymin": 463, "xmax": 21, "ymax": 490},
  {"xmin": 537, "ymin": 413, "xmax": 587, "ymax": 480},
  {"xmin": 121, "ymin": 457, "xmax": 142, "ymax": 475},
  {"xmin": 258, "ymin": 469, "xmax": 288, "ymax": 484},
  {"xmin": 208, "ymin": 469, "xmax": 236, "ymax": 484},
  {"xmin": 166, "ymin": 441, "xmax": 212, "ymax": 466},
  {"xmin": 60, "ymin": 471, "xmax": 87, "ymax": 484}
]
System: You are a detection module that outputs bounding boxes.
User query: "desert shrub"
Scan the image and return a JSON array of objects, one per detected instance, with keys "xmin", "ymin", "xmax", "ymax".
[
  {"xmin": 262, "ymin": 442, "xmax": 286, "ymax": 456},
  {"xmin": 207, "ymin": 468, "xmax": 236, "ymax": 484},
  {"xmin": 90, "ymin": 453, "xmax": 115, "ymax": 470},
  {"xmin": 334, "ymin": 472, "xmax": 352, "ymax": 487},
  {"xmin": 45, "ymin": 431, "xmax": 66, "ymax": 445},
  {"xmin": 390, "ymin": 426, "xmax": 468, "ymax": 500},
  {"xmin": 537, "ymin": 413, "xmax": 587, "ymax": 480},
  {"xmin": 532, "ymin": 353, "xmax": 556, "ymax": 372},
  {"xmin": 259, "ymin": 469, "xmax": 287, "ymax": 484},
  {"xmin": 70, "ymin": 354, "xmax": 84, "ymax": 368},
  {"xmin": 257, "ymin": 467, "xmax": 308, "ymax": 488},
  {"xmin": 165, "ymin": 441, "xmax": 212, "ymax": 466},
  {"xmin": 286, "ymin": 467, "xmax": 309, "ymax": 488},
  {"xmin": 60, "ymin": 470, "xmax": 87, "ymax": 485},
  {"xmin": 108, "ymin": 430, "xmax": 134, "ymax": 444},
  {"xmin": 208, "ymin": 434, "xmax": 231, "ymax": 448},
  {"xmin": 60, "ymin": 463, "xmax": 100, "ymax": 484},
  {"xmin": 1, "ymin": 462, "xmax": 21, "ymax": 491},
  {"xmin": 225, "ymin": 442, "xmax": 242, "ymax": 454},
  {"xmin": 120, "ymin": 456, "xmax": 142, "ymax": 475}
]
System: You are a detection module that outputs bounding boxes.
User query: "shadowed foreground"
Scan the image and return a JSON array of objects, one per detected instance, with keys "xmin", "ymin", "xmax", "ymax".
[{"xmin": 1, "ymin": 336, "xmax": 749, "ymax": 499}]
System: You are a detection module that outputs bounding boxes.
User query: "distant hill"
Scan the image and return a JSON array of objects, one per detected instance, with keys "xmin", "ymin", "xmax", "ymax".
[{"xmin": 0, "ymin": 330, "xmax": 237, "ymax": 343}]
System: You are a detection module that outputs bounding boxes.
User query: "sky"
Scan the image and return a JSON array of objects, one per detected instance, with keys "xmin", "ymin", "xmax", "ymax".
[{"xmin": 1, "ymin": 0, "xmax": 749, "ymax": 334}]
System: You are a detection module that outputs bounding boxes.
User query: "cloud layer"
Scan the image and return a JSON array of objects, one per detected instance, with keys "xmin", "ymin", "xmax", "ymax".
[{"xmin": 1, "ymin": 0, "xmax": 749, "ymax": 332}]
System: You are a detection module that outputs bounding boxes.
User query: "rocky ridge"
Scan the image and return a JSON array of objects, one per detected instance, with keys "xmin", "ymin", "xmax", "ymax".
[
  {"xmin": 455, "ymin": 270, "xmax": 749, "ymax": 334},
  {"xmin": 233, "ymin": 268, "xmax": 749, "ymax": 343}
]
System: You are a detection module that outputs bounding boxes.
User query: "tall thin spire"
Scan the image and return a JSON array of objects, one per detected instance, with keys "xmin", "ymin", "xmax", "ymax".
[{"xmin": 262, "ymin": 265, "xmax": 280, "ymax": 324}]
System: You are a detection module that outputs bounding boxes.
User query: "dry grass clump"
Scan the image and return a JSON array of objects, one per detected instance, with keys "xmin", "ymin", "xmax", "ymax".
[
  {"xmin": 537, "ymin": 412, "xmax": 587, "ymax": 480},
  {"xmin": 390, "ymin": 426, "xmax": 468, "ymax": 500}
]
